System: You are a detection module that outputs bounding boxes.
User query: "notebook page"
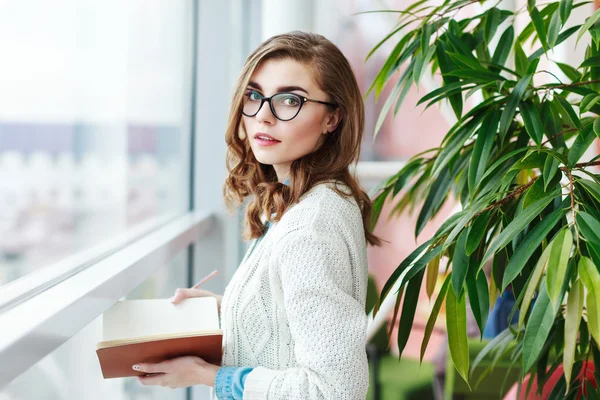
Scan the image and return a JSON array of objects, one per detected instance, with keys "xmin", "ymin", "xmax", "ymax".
[{"xmin": 102, "ymin": 297, "xmax": 219, "ymax": 342}]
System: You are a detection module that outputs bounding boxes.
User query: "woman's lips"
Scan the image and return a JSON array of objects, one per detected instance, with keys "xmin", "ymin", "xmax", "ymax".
[{"xmin": 255, "ymin": 137, "xmax": 281, "ymax": 146}]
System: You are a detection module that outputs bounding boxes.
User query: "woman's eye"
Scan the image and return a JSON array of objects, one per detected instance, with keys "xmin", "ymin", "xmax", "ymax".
[
  {"xmin": 247, "ymin": 91, "xmax": 261, "ymax": 101},
  {"xmin": 282, "ymin": 96, "xmax": 299, "ymax": 106}
]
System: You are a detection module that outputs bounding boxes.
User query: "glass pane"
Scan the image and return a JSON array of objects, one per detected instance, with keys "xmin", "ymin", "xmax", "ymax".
[
  {"xmin": 0, "ymin": 0, "xmax": 193, "ymax": 288},
  {"xmin": 0, "ymin": 250, "xmax": 190, "ymax": 399}
]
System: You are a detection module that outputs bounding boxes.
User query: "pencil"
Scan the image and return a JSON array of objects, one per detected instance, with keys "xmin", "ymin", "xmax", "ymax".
[{"xmin": 191, "ymin": 269, "xmax": 219, "ymax": 289}]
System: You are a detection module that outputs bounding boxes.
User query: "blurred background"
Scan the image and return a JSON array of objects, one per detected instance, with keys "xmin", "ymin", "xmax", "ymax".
[{"xmin": 0, "ymin": 0, "xmax": 598, "ymax": 399}]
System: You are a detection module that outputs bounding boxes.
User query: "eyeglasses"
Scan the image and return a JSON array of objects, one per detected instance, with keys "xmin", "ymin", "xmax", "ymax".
[{"xmin": 241, "ymin": 90, "xmax": 338, "ymax": 121}]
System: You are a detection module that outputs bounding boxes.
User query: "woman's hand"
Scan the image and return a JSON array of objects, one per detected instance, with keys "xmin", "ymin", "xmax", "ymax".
[
  {"xmin": 171, "ymin": 288, "xmax": 223, "ymax": 313},
  {"xmin": 133, "ymin": 356, "xmax": 220, "ymax": 389}
]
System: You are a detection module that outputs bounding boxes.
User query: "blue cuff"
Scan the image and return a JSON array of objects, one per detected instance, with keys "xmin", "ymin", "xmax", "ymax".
[
  {"xmin": 214, "ymin": 366, "xmax": 254, "ymax": 400},
  {"xmin": 232, "ymin": 367, "xmax": 254, "ymax": 398}
]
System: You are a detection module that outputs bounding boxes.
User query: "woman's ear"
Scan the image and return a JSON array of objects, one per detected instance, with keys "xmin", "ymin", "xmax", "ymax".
[{"xmin": 324, "ymin": 109, "xmax": 342, "ymax": 134}]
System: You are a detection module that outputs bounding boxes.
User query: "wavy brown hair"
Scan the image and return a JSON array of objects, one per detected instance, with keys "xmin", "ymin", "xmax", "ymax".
[{"xmin": 222, "ymin": 31, "xmax": 383, "ymax": 247}]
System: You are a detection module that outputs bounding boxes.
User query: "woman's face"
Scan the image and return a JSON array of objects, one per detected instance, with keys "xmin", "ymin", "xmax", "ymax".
[{"xmin": 241, "ymin": 58, "xmax": 340, "ymax": 182}]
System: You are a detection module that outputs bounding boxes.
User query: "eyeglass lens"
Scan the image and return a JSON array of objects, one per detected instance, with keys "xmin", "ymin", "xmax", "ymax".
[{"xmin": 243, "ymin": 91, "xmax": 302, "ymax": 121}]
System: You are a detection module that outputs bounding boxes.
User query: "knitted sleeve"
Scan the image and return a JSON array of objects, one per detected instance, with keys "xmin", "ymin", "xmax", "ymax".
[{"xmin": 242, "ymin": 221, "xmax": 369, "ymax": 399}]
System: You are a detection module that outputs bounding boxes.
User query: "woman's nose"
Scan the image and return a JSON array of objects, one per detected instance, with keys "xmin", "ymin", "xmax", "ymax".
[{"xmin": 255, "ymin": 99, "xmax": 276, "ymax": 124}]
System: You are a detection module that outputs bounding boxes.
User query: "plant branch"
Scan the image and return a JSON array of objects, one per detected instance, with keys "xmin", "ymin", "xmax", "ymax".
[
  {"xmin": 537, "ymin": 70, "xmax": 564, "ymax": 85},
  {"xmin": 560, "ymin": 165, "xmax": 580, "ymax": 248},
  {"xmin": 544, "ymin": 79, "xmax": 600, "ymax": 90},
  {"xmin": 574, "ymin": 161, "xmax": 600, "ymax": 169},
  {"xmin": 474, "ymin": 176, "xmax": 539, "ymax": 218},
  {"xmin": 541, "ymin": 128, "xmax": 579, "ymax": 146}
]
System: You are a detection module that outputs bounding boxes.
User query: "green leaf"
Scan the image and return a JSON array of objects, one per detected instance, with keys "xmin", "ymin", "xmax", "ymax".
[
  {"xmin": 522, "ymin": 279, "xmax": 556, "ymax": 373},
  {"xmin": 568, "ymin": 123, "xmax": 596, "ymax": 167},
  {"xmin": 400, "ymin": 245, "xmax": 445, "ymax": 286},
  {"xmin": 492, "ymin": 26, "xmax": 514, "ymax": 66},
  {"xmin": 579, "ymin": 179, "xmax": 600, "ymax": 203},
  {"xmin": 370, "ymin": 186, "xmax": 391, "ymax": 231},
  {"xmin": 530, "ymin": 7, "xmax": 549, "ymax": 53},
  {"xmin": 499, "ymin": 74, "xmax": 533, "ymax": 141},
  {"xmin": 394, "ymin": 68, "xmax": 418, "ymax": 117},
  {"xmin": 577, "ymin": 211, "xmax": 600, "ymax": 246},
  {"xmin": 559, "ymin": 0, "xmax": 572, "ymax": 24},
  {"xmin": 519, "ymin": 239, "xmax": 553, "ymax": 329},
  {"xmin": 527, "ymin": 0, "xmax": 535, "ymax": 12},
  {"xmin": 542, "ymin": 152, "xmax": 561, "ymax": 191},
  {"xmin": 514, "ymin": 42, "xmax": 529, "ymax": 77},
  {"xmin": 466, "ymin": 210, "xmax": 493, "ymax": 256},
  {"xmin": 548, "ymin": 10, "xmax": 562, "ymax": 49},
  {"xmin": 564, "ymin": 279, "xmax": 583, "ymax": 391},
  {"xmin": 426, "ymin": 254, "xmax": 441, "ymax": 300},
  {"xmin": 386, "ymin": 285, "xmax": 404, "ymax": 351},
  {"xmin": 414, "ymin": 45, "xmax": 437, "ymax": 83},
  {"xmin": 468, "ymin": 109, "xmax": 500, "ymax": 198},
  {"xmin": 512, "ymin": 150, "xmax": 547, "ymax": 171},
  {"xmin": 595, "ymin": 118, "xmax": 600, "ymax": 138},
  {"xmin": 366, "ymin": 33, "xmax": 412, "ymax": 98},
  {"xmin": 502, "ymin": 207, "xmax": 565, "ymax": 291},
  {"xmin": 480, "ymin": 190, "xmax": 560, "ymax": 270},
  {"xmin": 444, "ymin": 69, "xmax": 506, "ymax": 82},
  {"xmin": 431, "ymin": 117, "xmax": 480, "ymax": 181},
  {"xmin": 364, "ymin": 22, "xmax": 405, "ymax": 62},
  {"xmin": 579, "ymin": 257, "xmax": 600, "ymax": 343},
  {"xmin": 577, "ymin": 7, "xmax": 600, "ymax": 44},
  {"xmin": 485, "ymin": 7, "xmax": 502, "ymax": 44},
  {"xmin": 444, "ymin": 193, "xmax": 499, "ymax": 253},
  {"xmin": 436, "ymin": 41, "xmax": 463, "ymax": 119},
  {"xmin": 447, "ymin": 51, "xmax": 487, "ymax": 72},
  {"xmin": 554, "ymin": 95, "xmax": 582, "ymax": 130},
  {"xmin": 556, "ymin": 62, "xmax": 582, "ymax": 81},
  {"xmin": 416, "ymin": 80, "xmax": 474, "ymax": 107},
  {"xmin": 421, "ymin": 22, "xmax": 431, "ymax": 56},
  {"xmin": 523, "ymin": 176, "xmax": 550, "ymax": 210},
  {"xmin": 536, "ymin": 147, "xmax": 569, "ymax": 165},
  {"xmin": 529, "ymin": 25, "xmax": 581, "ymax": 61},
  {"xmin": 466, "ymin": 262, "xmax": 489, "ymax": 338},
  {"xmin": 392, "ymin": 158, "xmax": 423, "ymax": 196},
  {"xmin": 580, "ymin": 94, "xmax": 600, "ymax": 114},
  {"xmin": 421, "ymin": 273, "xmax": 451, "ymax": 362},
  {"xmin": 588, "ymin": 242, "xmax": 600, "ymax": 271},
  {"xmin": 580, "ymin": 56, "xmax": 600, "ymax": 68},
  {"xmin": 546, "ymin": 227, "xmax": 573, "ymax": 308},
  {"xmin": 373, "ymin": 63, "xmax": 413, "ymax": 139},
  {"xmin": 452, "ymin": 229, "xmax": 470, "ymax": 296},
  {"xmin": 520, "ymin": 101, "xmax": 545, "ymax": 146},
  {"xmin": 471, "ymin": 328, "xmax": 513, "ymax": 374},
  {"xmin": 378, "ymin": 238, "xmax": 434, "ymax": 312},
  {"xmin": 580, "ymin": 316, "xmax": 590, "ymax": 357},
  {"xmin": 397, "ymin": 269, "xmax": 425, "ymax": 358},
  {"xmin": 447, "ymin": 285, "xmax": 470, "ymax": 387},
  {"xmin": 416, "ymin": 167, "xmax": 452, "ymax": 237}
]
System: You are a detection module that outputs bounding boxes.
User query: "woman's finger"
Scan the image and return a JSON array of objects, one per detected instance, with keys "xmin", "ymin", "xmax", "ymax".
[
  {"xmin": 170, "ymin": 289, "xmax": 187, "ymax": 303},
  {"xmin": 134, "ymin": 359, "xmax": 174, "ymax": 374},
  {"xmin": 137, "ymin": 373, "xmax": 166, "ymax": 386},
  {"xmin": 171, "ymin": 288, "xmax": 206, "ymax": 303}
]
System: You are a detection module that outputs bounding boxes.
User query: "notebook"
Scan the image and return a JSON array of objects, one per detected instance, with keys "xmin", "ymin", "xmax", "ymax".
[{"xmin": 96, "ymin": 297, "xmax": 222, "ymax": 379}]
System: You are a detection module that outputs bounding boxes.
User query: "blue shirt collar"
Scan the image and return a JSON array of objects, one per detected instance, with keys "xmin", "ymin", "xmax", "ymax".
[{"xmin": 282, "ymin": 176, "xmax": 290, "ymax": 186}]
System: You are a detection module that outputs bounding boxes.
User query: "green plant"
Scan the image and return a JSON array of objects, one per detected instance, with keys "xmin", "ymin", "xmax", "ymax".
[{"xmin": 365, "ymin": 0, "xmax": 600, "ymax": 397}]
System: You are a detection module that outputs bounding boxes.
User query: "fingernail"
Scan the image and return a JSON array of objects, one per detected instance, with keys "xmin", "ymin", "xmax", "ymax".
[{"xmin": 132, "ymin": 365, "xmax": 140, "ymax": 370}]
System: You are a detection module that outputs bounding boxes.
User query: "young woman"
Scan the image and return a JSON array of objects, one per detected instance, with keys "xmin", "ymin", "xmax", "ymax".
[{"xmin": 133, "ymin": 30, "xmax": 382, "ymax": 399}]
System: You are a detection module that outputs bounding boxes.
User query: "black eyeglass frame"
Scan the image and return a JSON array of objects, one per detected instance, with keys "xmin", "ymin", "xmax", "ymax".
[{"xmin": 241, "ymin": 90, "xmax": 338, "ymax": 121}]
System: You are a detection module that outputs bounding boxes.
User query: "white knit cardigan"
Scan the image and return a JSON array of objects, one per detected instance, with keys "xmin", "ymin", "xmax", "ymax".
[{"xmin": 218, "ymin": 180, "xmax": 370, "ymax": 399}]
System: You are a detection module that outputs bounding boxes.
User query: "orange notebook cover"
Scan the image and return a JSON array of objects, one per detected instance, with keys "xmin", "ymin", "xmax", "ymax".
[{"xmin": 96, "ymin": 297, "xmax": 222, "ymax": 379}]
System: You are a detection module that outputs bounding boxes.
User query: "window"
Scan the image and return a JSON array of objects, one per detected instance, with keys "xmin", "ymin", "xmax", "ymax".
[
  {"xmin": 0, "ymin": 0, "xmax": 193, "ymax": 289},
  {"xmin": 0, "ymin": 250, "xmax": 190, "ymax": 400}
]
